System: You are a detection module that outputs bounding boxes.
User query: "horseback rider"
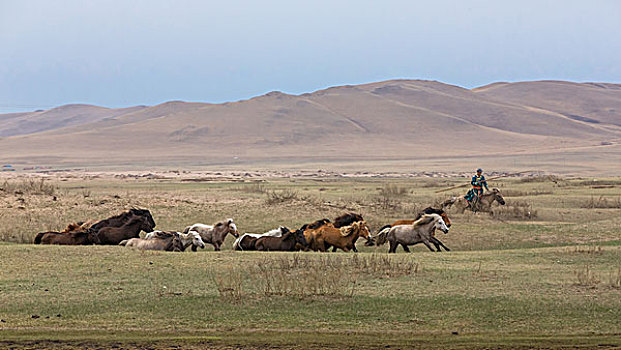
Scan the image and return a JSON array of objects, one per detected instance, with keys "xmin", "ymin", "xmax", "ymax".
[{"xmin": 464, "ymin": 168, "xmax": 489, "ymax": 209}]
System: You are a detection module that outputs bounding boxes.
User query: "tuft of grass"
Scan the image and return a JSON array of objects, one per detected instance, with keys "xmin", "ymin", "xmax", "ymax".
[
  {"xmin": 0, "ymin": 179, "xmax": 57, "ymax": 196},
  {"xmin": 379, "ymin": 184, "xmax": 409, "ymax": 196},
  {"xmin": 574, "ymin": 265, "xmax": 600, "ymax": 287},
  {"xmin": 581, "ymin": 196, "xmax": 621, "ymax": 209},
  {"xmin": 265, "ymin": 189, "xmax": 304, "ymax": 204}
]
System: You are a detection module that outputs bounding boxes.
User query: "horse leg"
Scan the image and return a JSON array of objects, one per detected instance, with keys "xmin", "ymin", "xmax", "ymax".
[
  {"xmin": 213, "ymin": 242, "xmax": 221, "ymax": 251},
  {"xmin": 421, "ymin": 239, "xmax": 436, "ymax": 252},
  {"xmin": 401, "ymin": 243, "xmax": 411, "ymax": 253},
  {"xmin": 388, "ymin": 240, "xmax": 398, "ymax": 254},
  {"xmin": 431, "ymin": 237, "xmax": 450, "ymax": 251}
]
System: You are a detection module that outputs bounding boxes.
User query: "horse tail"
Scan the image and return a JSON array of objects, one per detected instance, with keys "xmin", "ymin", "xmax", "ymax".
[
  {"xmin": 375, "ymin": 227, "xmax": 391, "ymax": 246},
  {"xmin": 119, "ymin": 240, "xmax": 129, "ymax": 246},
  {"xmin": 232, "ymin": 235, "xmax": 243, "ymax": 251},
  {"xmin": 34, "ymin": 232, "xmax": 45, "ymax": 244}
]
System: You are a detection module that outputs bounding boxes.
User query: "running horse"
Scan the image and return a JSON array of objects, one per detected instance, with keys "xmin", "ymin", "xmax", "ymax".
[{"xmin": 376, "ymin": 207, "xmax": 452, "ymax": 252}]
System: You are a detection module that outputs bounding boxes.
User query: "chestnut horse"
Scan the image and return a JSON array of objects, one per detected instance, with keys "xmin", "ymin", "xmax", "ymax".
[
  {"xmin": 376, "ymin": 207, "xmax": 452, "ymax": 252},
  {"xmin": 255, "ymin": 227, "xmax": 307, "ymax": 251},
  {"xmin": 309, "ymin": 221, "xmax": 371, "ymax": 252}
]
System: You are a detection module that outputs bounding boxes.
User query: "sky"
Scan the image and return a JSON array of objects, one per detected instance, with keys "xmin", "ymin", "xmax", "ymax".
[{"xmin": 1, "ymin": 0, "xmax": 620, "ymax": 113}]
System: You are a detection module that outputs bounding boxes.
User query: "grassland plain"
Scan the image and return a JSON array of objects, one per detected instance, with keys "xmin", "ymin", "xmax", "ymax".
[{"xmin": 0, "ymin": 174, "xmax": 620, "ymax": 349}]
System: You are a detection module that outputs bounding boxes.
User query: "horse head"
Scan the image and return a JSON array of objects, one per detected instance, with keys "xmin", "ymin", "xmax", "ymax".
[
  {"xmin": 188, "ymin": 230, "xmax": 205, "ymax": 249},
  {"xmin": 137, "ymin": 214, "xmax": 156, "ymax": 233},
  {"xmin": 293, "ymin": 228, "xmax": 308, "ymax": 247},
  {"xmin": 421, "ymin": 207, "xmax": 451, "ymax": 228},
  {"xmin": 434, "ymin": 215, "xmax": 450, "ymax": 234},
  {"xmin": 491, "ymin": 188, "xmax": 506, "ymax": 205},
  {"xmin": 131, "ymin": 209, "xmax": 156, "ymax": 231},
  {"xmin": 354, "ymin": 221, "xmax": 371, "ymax": 239},
  {"xmin": 226, "ymin": 218, "xmax": 239, "ymax": 238}
]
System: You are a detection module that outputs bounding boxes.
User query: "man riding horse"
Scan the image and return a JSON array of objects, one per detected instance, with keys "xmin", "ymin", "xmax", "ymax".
[{"xmin": 464, "ymin": 168, "xmax": 489, "ymax": 210}]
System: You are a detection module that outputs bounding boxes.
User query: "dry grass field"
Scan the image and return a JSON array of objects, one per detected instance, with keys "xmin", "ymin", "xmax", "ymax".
[{"xmin": 0, "ymin": 173, "xmax": 620, "ymax": 348}]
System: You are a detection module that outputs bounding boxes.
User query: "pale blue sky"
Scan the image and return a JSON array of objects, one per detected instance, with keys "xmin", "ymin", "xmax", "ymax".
[{"xmin": 1, "ymin": 0, "xmax": 620, "ymax": 112}]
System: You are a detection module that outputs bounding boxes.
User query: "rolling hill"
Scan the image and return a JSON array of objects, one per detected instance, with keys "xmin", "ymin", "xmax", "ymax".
[{"xmin": 1, "ymin": 80, "xmax": 620, "ymax": 174}]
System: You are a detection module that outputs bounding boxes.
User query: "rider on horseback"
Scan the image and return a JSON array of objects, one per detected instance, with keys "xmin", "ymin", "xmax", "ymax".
[{"xmin": 464, "ymin": 168, "xmax": 489, "ymax": 209}]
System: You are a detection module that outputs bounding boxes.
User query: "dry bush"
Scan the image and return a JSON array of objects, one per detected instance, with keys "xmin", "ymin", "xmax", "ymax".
[
  {"xmin": 210, "ymin": 269, "xmax": 245, "ymax": 301},
  {"xmin": 0, "ymin": 179, "xmax": 57, "ymax": 196},
  {"xmin": 581, "ymin": 196, "xmax": 621, "ymax": 209},
  {"xmin": 574, "ymin": 265, "xmax": 600, "ymax": 287},
  {"xmin": 608, "ymin": 267, "xmax": 621, "ymax": 289},
  {"xmin": 265, "ymin": 189, "xmax": 305, "ymax": 204},
  {"xmin": 379, "ymin": 184, "xmax": 409, "ymax": 196},
  {"xmin": 491, "ymin": 205, "xmax": 537, "ymax": 220},
  {"xmin": 501, "ymin": 189, "xmax": 553, "ymax": 197},
  {"xmin": 235, "ymin": 183, "xmax": 268, "ymax": 194},
  {"xmin": 565, "ymin": 246, "xmax": 603, "ymax": 255},
  {"xmin": 518, "ymin": 175, "xmax": 563, "ymax": 183}
]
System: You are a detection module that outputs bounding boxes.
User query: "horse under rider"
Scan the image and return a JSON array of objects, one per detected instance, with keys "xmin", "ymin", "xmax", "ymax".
[{"xmin": 464, "ymin": 168, "xmax": 489, "ymax": 208}]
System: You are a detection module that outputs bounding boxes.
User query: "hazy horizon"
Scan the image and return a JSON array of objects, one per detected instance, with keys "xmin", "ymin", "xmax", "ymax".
[{"xmin": 2, "ymin": 0, "xmax": 620, "ymax": 113}]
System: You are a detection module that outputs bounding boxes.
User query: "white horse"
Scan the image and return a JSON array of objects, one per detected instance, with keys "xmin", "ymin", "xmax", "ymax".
[
  {"xmin": 375, "ymin": 214, "xmax": 449, "ymax": 253},
  {"xmin": 143, "ymin": 230, "xmax": 205, "ymax": 251},
  {"xmin": 233, "ymin": 226, "xmax": 288, "ymax": 251},
  {"xmin": 184, "ymin": 219, "xmax": 239, "ymax": 251}
]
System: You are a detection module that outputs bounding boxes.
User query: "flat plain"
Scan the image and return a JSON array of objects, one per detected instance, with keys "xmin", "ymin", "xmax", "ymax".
[{"xmin": 0, "ymin": 173, "xmax": 620, "ymax": 349}]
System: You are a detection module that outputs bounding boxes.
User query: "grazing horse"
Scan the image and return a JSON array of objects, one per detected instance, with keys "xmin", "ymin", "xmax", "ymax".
[
  {"xmin": 233, "ymin": 227, "xmax": 288, "ymax": 251},
  {"xmin": 449, "ymin": 188, "xmax": 506, "ymax": 213},
  {"xmin": 90, "ymin": 208, "xmax": 156, "ymax": 233},
  {"xmin": 184, "ymin": 219, "xmax": 239, "ymax": 251},
  {"xmin": 96, "ymin": 214, "xmax": 155, "ymax": 245},
  {"xmin": 255, "ymin": 227, "xmax": 307, "ymax": 251},
  {"xmin": 376, "ymin": 214, "xmax": 449, "ymax": 253},
  {"xmin": 34, "ymin": 227, "xmax": 99, "ymax": 245},
  {"xmin": 376, "ymin": 207, "xmax": 453, "ymax": 252},
  {"xmin": 310, "ymin": 221, "xmax": 371, "ymax": 252},
  {"xmin": 143, "ymin": 230, "xmax": 206, "ymax": 251}
]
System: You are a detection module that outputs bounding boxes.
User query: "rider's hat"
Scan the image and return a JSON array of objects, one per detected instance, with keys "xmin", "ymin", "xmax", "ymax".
[{"xmin": 476, "ymin": 168, "xmax": 483, "ymax": 172}]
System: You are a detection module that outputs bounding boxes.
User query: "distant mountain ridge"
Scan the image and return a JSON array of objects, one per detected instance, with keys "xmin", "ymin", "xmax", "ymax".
[{"xmin": 1, "ymin": 79, "xmax": 620, "ymax": 174}]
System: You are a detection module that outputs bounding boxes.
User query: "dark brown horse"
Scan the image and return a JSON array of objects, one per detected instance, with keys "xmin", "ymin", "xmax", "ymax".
[
  {"xmin": 96, "ymin": 214, "xmax": 155, "ymax": 245},
  {"xmin": 90, "ymin": 208, "xmax": 155, "ymax": 234},
  {"xmin": 376, "ymin": 207, "xmax": 452, "ymax": 252},
  {"xmin": 34, "ymin": 227, "xmax": 99, "ymax": 245},
  {"xmin": 255, "ymin": 227, "xmax": 307, "ymax": 251}
]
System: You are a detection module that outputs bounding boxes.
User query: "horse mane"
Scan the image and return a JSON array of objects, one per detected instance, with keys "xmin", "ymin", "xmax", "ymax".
[
  {"xmin": 307, "ymin": 218, "xmax": 330, "ymax": 230},
  {"xmin": 339, "ymin": 222, "xmax": 359, "ymax": 237},
  {"xmin": 412, "ymin": 214, "xmax": 439, "ymax": 227},
  {"xmin": 333, "ymin": 212, "xmax": 364, "ymax": 228},
  {"xmin": 90, "ymin": 210, "xmax": 135, "ymax": 231},
  {"xmin": 264, "ymin": 227, "xmax": 285, "ymax": 236},
  {"xmin": 415, "ymin": 207, "xmax": 444, "ymax": 220}
]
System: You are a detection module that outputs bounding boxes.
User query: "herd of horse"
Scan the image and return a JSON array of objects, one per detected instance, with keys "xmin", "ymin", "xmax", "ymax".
[{"xmin": 32, "ymin": 189, "xmax": 507, "ymax": 253}]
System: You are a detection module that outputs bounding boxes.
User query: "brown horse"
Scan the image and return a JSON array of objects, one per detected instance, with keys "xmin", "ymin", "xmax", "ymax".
[
  {"xmin": 34, "ymin": 227, "xmax": 99, "ymax": 245},
  {"xmin": 233, "ymin": 227, "xmax": 289, "ymax": 251},
  {"xmin": 448, "ymin": 188, "xmax": 506, "ymax": 213},
  {"xmin": 34, "ymin": 221, "xmax": 98, "ymax": 245},
  {"xmin": 376, "ymin": 207, "xmax": 452, "ymax": 252},
  {"xmin": 184, "ymin": 219, "xmax": 239, "ymax": 251},
  {"xmin": 309, "ymin": 221, "xmax": 371, "ymax": 252},
  {"xmin": 96, "ymin": 214, "xmax": 155, "ymax": 245},
  {"xmin": 255, "ymin": 227, "xmax": 307, "ymax": 251},
  {"xmin": 90, "ymin": 208, "xmax": 156, "ymax": 233}
]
